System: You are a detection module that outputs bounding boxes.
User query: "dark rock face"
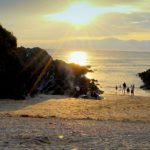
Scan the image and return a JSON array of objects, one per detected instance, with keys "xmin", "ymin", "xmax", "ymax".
[
  {"xmin": 36, "ymin": 60, "xmax": 102, "ymax": 98},
  {"xmin": 17, "ymin": 46, "xmax": 53, "ymax": 97},
  {"xmin": 0, "ymin": 25, "xmax": 22, "ymax": 99},
  {"xmin": 0, "ymin": 25, "xmax": 17, "ymax": 51},
  {"xmin": 138, "ymin": 69, "xmax": 150, "ymax": 90},
  {"xmin": 0, "ymin": 24, "xmax": 102, "ymax": 99}
]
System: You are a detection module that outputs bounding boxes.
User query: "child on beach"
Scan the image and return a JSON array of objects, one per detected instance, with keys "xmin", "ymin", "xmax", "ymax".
[{"xmin": 127, "ymin": 87, "xmax": 130, "ymax": 94}]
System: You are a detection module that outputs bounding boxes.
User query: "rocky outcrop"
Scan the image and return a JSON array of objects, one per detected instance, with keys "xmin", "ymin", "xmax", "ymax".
[
  {"xmin": 16, "ymin": 46, "xmax": 53, "ymax": 97},
  {"xmin": 35, "ymin": 60, "xmax": 103, "ymax": 98},
  {"xmin": 138, "ymin": 69, "xmax": 150, "ymax": 90},
  {"xmin": 0, "ymin": 24, "xmax": 102, "ymax": 99},
  {"xmin": 0, "ymin": 25, "xmax": 22, "ymax": 99},
  {"xmin": 16, "ymin": 47, "xmax": 103, "ymax": 98}
]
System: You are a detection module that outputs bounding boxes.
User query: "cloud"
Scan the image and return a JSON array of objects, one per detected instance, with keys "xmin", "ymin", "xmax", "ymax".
[
  {"xmin": 0, "ymin": 0, "xmax": 69, "ymax": 15},
  {"xmin": 0, "ymin": 0, "xmax": 149, "ymax": 15},
  {"xmin": 95, "ymin": 12, "xmax": 150, "ymax": 35},
  {"xmin": 73, "ymin": 0, "xmax": 149, "ymax": 8},
  {"xmin": 88, "ymin": 0, "xmax": 142, "ymax": 6},
  {"xmin": 1, "ymin": 0, "xmax": 150, "ymax": 51}
]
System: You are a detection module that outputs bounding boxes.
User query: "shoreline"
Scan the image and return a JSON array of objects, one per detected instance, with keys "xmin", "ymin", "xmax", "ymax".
[{"xmin": 101, "ymin": 87, "xmax": 150, "ymax": 97}]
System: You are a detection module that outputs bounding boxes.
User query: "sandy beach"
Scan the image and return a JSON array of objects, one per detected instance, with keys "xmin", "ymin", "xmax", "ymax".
[
  {"xmin": 0, "ymin": 94, "xmax": 150, "ymax": 149},
  {"xmin": 0, "ymin": 116, "xmax": 150, "ymax": 150},
  {"xmin": 0, "ymin": 94, "xmax": 149, "ymax": 121}
]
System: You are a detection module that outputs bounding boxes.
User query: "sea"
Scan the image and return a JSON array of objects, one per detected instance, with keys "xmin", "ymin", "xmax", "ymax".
[{"xmin": 48, "ymin": 49, "xmax": 150, "ymax": 96}]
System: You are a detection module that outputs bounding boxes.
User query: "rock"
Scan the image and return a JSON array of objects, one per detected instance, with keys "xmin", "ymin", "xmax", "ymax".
[
  {"xmin": 17, "ymin": 46, "xmax": 53, "ymax": 96},
  {"xmin": 0, "ymin": 24, "xmax": 103, "ymax": 99},
  {"xmin": 0, "ymin": 25, "xmax": 23, "ymax": 99},
  {"xmin": 0, "ymin": 25, "xmax": 17, "ymax": 51},
  {"xmin": 138, "ymin": 69, "xmax": 150, "ymax": 90},
  {"xmin": 36, "ymin": 60, "xmax": 103, "ymax": 98}
]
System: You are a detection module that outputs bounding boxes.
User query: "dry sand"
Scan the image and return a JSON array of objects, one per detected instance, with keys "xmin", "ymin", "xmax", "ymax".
[
  {"xmin": 0, "ymin": 94, "xmax": 150, "ymax": 149},
  {"xmin": 0, "ymin": 116, "xmax": 150, "ymax": 150},
  {"xmin": 0, "ymin": 94, "xmax": 149, "ymax": 121}
]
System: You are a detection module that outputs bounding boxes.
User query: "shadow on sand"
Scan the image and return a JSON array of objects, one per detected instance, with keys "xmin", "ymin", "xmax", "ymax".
[{"xmin": 0, "ymin": 94, "xmax": 69, "ymax": 112}]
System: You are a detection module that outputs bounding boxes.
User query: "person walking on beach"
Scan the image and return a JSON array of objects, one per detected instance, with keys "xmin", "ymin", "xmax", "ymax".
[
  {"xmin": 115, "ymin": 85, "xmax": 118, "ymax": 94},
  {"xmin": 131, "ymin": 84, "xmax": 135, "ymax": 96},
  {"xmin": 123, "ymin": 82, "xmax": 127, "ymax": 94}
]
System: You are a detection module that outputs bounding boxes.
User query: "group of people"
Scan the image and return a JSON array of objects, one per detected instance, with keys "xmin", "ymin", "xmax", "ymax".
[{"xmin": 115, "ymin": 82, "xmax": 135, "ymax": 96}]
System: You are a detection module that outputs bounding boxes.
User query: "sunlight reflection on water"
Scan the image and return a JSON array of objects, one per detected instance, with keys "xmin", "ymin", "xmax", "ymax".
[{"xmin": 49, "ymin": 50, "xmax": 150, "ymax": 96}]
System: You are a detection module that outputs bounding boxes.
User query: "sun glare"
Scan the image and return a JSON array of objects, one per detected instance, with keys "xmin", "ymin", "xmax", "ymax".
[
  {"xmin": 68, "ymin": 51, "xmax": 88, "ymax": 65},
  {"xmin": 45, "ymin": 3, "xmax": 131, "ymax": 27},
  {"xmin": 47, "ymin": 3, "xmax": 100, "ymax": 26}
]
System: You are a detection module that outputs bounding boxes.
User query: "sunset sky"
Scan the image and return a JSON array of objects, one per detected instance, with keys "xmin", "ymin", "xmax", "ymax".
[{"xmin": 0, "ymin": 0, "xmax": 150, "ymax": 51}]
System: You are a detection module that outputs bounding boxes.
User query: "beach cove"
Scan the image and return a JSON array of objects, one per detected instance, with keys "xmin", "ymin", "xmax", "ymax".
[
  {"xmin": 0, "ymin": 1, "xmax": 150, "ymax": 149},
  {"xmin": 0, "ymin": 94, "xmax": 150, "ymax": 149}
]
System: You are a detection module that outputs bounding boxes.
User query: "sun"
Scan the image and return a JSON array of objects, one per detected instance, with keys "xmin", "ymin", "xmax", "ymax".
[{"xmin": 68, "ymin": 51, "xmax": 88, "ymax": 65}]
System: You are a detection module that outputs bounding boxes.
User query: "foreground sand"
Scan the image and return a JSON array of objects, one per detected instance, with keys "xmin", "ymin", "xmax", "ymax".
[
  {"xmin": 0, "ymin": 94, "xmax": 149, "ymax": 121},
  {"xmin": 0, "ymin": 94, "xmax": 150, "ymax": 149},
  {"xmin": 0, "ymin": 116, "xmax": 150, "ymax": 150}
]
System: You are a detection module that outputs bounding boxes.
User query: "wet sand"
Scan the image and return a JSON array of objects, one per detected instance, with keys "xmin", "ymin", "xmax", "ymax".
[{"xmin": 0, "ymin": 94, "xmax": 150, "ymax": 149}]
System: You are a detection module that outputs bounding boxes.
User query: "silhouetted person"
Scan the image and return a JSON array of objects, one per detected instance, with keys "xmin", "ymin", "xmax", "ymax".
[
  {"xmin": 123, "ymin": 82, "xmax": 127, "ymax": 94},
  {"xmin": 127, "ymin": 87, "xmax": 130, "ymax": 94},
  {"xmin": 131, "ymin": 84, "xmax": 135, "ymax": 96},
  {"xmin": 133, "ymin": 84, "xmax": 135, "ymax": 90},
  {"xmin": 115, "ymin": 85, "xmax": 118, "ymax": 94},
  {"xmin": 116, "ymin": 85, "xmax": 118, "ymax": 90}
]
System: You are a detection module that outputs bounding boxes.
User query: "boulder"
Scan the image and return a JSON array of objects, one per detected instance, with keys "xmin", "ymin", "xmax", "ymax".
[
  {"xmin": 36, "ymin": 60, "xmax": 103, "ymax": 98},
  {"xmin": 17, "ymin": 46, "xmax": 53, "ymax": 97},
  {"xmin": 138, "ymin": 69, "xmax": 150, "ymax": 90}
]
